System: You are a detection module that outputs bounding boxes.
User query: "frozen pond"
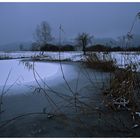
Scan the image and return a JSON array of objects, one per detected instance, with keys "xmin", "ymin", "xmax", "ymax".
[
  {"xmin": 0, "ymin": 59, "xmax": 59, "ymax": 86},
  {"xmin": 0, "ymin": 59, "xmax": 111, "ymax": 120},
  {"xmin": 0, "ymin": 59, "xmax": 78, "ymax": 93}
]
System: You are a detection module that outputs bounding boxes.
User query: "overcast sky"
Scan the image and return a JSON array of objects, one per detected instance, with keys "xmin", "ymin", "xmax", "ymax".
[{"xmin": 0, "ymin": 2, "xmax": 140, "ymax": 45}]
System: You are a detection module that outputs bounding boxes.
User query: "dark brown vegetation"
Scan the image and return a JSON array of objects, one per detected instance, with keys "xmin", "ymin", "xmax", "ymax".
[
  {"xmin": 84, "ymin": 52, "xmax": 117, "ymax": 72},
  {"xmin": 86, "ymin": 44, "xmax": 140, "ymax": 52},
  {"xmin": 103, "ymin": 66, "xmax": 139, "ymax": 110},
  {"xmin": 40, "ymin": 44, "xmax": 75, "ymax": 52}
]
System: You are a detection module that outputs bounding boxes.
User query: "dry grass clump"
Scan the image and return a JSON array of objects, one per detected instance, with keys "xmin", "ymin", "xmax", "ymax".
[
  {"xmin": 103, "ymin": 65, "xmax": 139, "ymax": 113},
  {"xmin": 84, "ymin": 52, "xmax": 117, "ymax": 72}
]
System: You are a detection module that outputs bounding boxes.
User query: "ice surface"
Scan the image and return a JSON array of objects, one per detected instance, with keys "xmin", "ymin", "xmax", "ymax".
[{"xmin": 0, "ymin": 59, "xmax": 78, "ymax": 89}]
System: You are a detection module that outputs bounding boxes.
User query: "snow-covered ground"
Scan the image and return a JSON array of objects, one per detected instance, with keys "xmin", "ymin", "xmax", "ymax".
[
  {"xmin": 0, "ymin": 51, "xmax": 140, "ymax": 70},
  {"xmin": 0, "ymin": 51, "xmax": 83, "ymax": 61}
]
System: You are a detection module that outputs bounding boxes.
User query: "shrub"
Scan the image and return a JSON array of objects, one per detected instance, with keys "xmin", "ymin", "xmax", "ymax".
[
  {"xmin": 61, "ymin": 45, "xmax": 75, "ymax": 51},
  {"xmin": 103, "ymin": 65, "xmax": 140, "ymax": 115},
  {"xmin": 86, "ymin": 44, "xmax": 111, "ymax": 52},
  {"xmin": 40, "ymin": 44, "xmax": 59, "ymax": 51},
  {"xmin": 40, "ymin": 44, "xmax": 75, "ymax": 52}
]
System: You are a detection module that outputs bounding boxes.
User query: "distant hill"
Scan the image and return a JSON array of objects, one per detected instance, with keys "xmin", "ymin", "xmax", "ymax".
[
  {"xmin": 117, "ymin": 34, "xmax": 140, "ymax": 47},
  {"xmin": 93, "ymin": 34, "xmax": 140, "ymax": 47},
  {"xmin": 0, "ymin": 42, "xmax": 32, "ymax": 51},
  {"xmin": 94, "ymin": 37, "xmax": 118, "ymax": 47}
]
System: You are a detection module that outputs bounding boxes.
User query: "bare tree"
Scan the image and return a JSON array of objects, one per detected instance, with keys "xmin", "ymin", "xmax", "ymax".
[
  {"xmin": 34, "ymin": 21, "xmax": 53, "ymax": 54},
  {"xmin": 76, "ymin": 32, "xmax": 93, "ymax": 55}
]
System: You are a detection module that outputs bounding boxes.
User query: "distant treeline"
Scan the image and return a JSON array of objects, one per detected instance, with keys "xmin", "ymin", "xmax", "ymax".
[
  {"xmin": 32, "ymin": 43, "xmax": 75, "ymax": 51},
  {"xmin": 31, "ymin": 43, "xmax": 140, "ymax": 52},
  {"xmin": 41, "ymin": 44, "xmax": 75, "ymax": 51},
  {"xmin": 86, "ymin": 44, "xmax": 140, "ymax": 52}
]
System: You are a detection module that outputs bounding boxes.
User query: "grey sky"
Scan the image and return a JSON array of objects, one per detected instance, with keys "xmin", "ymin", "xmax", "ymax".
[{"xmin": 0, "ymin": 2, "xmax": 140, "ymax": 45}]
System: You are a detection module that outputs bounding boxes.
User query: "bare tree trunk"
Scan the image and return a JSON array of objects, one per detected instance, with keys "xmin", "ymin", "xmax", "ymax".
[{"xmin": 83, "ymin": 45, "xmax": 86, "ymax": 55}]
